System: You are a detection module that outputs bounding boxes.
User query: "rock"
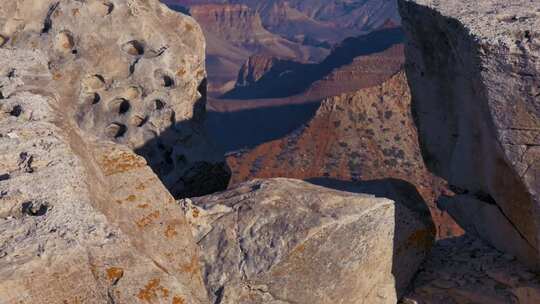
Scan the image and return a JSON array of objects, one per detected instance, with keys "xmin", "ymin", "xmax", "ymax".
[
  {"xmin": 0, "ymin": 0, "xmax": 230, "ymax": 199},
  {"xmin": 398, "ymin": 0, "xmax": 540, "ymax": 269},
  {"xmin": 0, "ymin": 0, "xmax": 223, "ymax": 301},
  {"xmin": 227, "ymin": 71, "xmax": 463, "ymax": 238},
  {"xmin": 182, "ymin": 178, "xmax": 435, "ymax": 304},
  {"xmin": 438, "ymin": 195, "xmax": 538, "ymax": 269},
  {"xmin": 405, "ymin": 234, "xmax": 540, "ymax": 304}
]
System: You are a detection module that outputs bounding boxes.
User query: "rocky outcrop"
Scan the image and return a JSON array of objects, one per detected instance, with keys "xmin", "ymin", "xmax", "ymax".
[
  {"xmin": 0, "ymin": 0, "xmax": 229, "ymax": 199},
  {"xmin": 181, "ymin": 178, "xmax": 435, "ymax": 304},
  {"xmin": 404, "ymin": 235, "xmax": 540, "ymax": 304},
  {"xmin": 399, "ymin": 0, "xmax": 540, "ymax": 269},
  {"xmin": 227, "ymin": 71, "xmax": 463, "ymax": 238},
  {"xmin": 0, "ymin": 0, "xmax": 227, "ymax": 302}
]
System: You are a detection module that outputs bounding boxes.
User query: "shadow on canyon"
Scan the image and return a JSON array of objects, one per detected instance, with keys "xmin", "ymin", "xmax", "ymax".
[
  {"xmin": 206, "ymin": 101, "xmax": 322, "ymax": 152},
  {"xmin": 134, "ymin": 82, "xmax": 232, "ymax": 199},
  {"xmin": 307, "ymin": 177, "xmax": 434, "ymax": 297}
]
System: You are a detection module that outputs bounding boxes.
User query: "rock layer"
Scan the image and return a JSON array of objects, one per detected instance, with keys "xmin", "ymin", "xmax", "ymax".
[
  {"xmin": 399, "ymin": 0, "xmax": 540, "ymax": 269},
  {"xmin": 0, "ymin": 0, "xmax": 230, "ymax": 199},
  {"xmin": 181, "ymin": 178, "xmax": 435, "ymax": 304},
  {"xmin": 0, "ymin": 0, "xmax": 225, "ymax": 302}
]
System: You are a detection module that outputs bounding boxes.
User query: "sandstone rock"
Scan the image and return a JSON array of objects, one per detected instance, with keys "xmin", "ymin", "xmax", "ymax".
[
  {"xmin": 0, "ymin": 0, "xmax": 230, "ymax": 199},
  {"xmin": 0, "ymin": 0, "xmax": 223, "ymax": 301},
  {"xmin": 405, "ymin": 235, "xmax": 540, "ymax": 304},
  {"xmin": 181, "ymin": 178, "xmax": 435, "ymax": 304},
  {"xmin": 398, "ymin": 0, "xmax": 540, "ymax": 269}
]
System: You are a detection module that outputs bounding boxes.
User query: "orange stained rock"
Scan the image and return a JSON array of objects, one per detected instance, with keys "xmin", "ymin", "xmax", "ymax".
[
  {"xmin": 135, "ymin": 211, "xmax": 160, "ymax": 228},
  {"xmin": 180, "ymin": 254, "xmax": 200, "ymax": 276},
  {"xmin": 164, "ymin": 224, "xmax": 178, "ymax": 238},
  {"xmin": 106, "ymin": 267, "xmax": 124, "ymax": 282},
  {"xmin": 137, "ymin": 278, "xmax": 170, "ymax": 302},
  {"xmin": 172, "ymin": 296, "xmax": 186, "ymax": 304},
  {"xmin": 100, "ymin": 151, "xmax": 146, "ymax": 176}
]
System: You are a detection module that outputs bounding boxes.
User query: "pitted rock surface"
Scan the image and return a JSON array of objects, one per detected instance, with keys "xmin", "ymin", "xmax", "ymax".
[
  {"xmin": 0, "ymin": 0, "xmax": 230, "ymax": 198},
  {"xmin": 181, "ymin": 178, "xmax": 435, "ymax": 304},
  {"xmin": 399, "ymin": 0, "xmax": 540, "ymax": 269},
  {"xmin": 0, "ymin": 2, "xmax": 214, "ymax": 302}
]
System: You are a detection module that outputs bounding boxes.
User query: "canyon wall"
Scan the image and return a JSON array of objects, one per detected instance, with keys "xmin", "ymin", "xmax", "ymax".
[{"xmin": 399, "ymin": 0, "xmax": 540, "ymax": 269}]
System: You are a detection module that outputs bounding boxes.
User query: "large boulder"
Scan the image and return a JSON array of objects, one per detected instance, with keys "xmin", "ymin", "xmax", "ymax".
[
  {"xmin": 398, "ymin": 0, "xmax": 540, "ymax": 269},
  {"xmin": 0, "ymin": 0, "xmax": 230, "ymax": 198},
  {"xmin": 181, "ymin": 178, "xmax": 435, "ymax": 304},
  {"xmin": 0, "ymin": 0, "xmax": 229, "ymax": 301}
]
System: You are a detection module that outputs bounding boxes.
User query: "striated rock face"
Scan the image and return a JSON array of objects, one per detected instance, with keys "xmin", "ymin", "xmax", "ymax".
[
  {"xmin": 399, "ymin": 0, "xmax": 540, "ymax": 269},
  {"xmin": 0, "ymin": 0, "xmax": 228, "ymax": 302},
  {"xmin": 183, "ymin": 3, "xmax": 329, "ymax": 95},
  {"xmin": 181, "ymin": 178, "xmax": 435, "ymax": 304},
  {"xmin": 227, "ymin": 72, "xmax": 463, "ymax": 238},
  {"xmin": 0, "ymin": 0, "xmax": 230, "ymax": 199}
]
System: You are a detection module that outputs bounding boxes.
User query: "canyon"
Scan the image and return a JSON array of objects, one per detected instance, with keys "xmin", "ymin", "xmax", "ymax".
[{"xmin": 0, "ymin": 0, "xmax": 539, "ymax": 303}]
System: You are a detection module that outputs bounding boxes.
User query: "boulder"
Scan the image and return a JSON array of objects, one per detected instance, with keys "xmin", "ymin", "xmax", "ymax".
[
  {"xmin": 0, "ymin": 0, "xmax": 228, "ymax": 301},
  {"xmin": 0, "ymin": 0, "xmax": 230, "ymax": 198},
  {"xmin": 398, "ymin": 0, "xmax": 540, "ymax": 269},
  {"xmin": 181, "ymin": 178, "xmax": 435, "ymax": 304}
]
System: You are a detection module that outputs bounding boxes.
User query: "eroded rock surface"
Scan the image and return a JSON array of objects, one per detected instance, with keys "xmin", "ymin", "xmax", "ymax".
[
  {"xmin": 0, "ymin": 0, "xmax": 224, "ymax": 301},
  {"xmin": 399, "ymin": 0, "xmax": 540, "ymax": 269},
  {"xmin": 0, "ymin": 0, "xmax": 230, "ymax": 199},
  {"xmin": 403, "ymin": 235, "xmax": 540, "ymax": 304},
  {"xmin": 181, "ymin": 178, "xmax": 435, "ymax": 304}
]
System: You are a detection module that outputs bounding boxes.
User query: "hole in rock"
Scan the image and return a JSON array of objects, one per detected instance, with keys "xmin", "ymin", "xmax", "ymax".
[
  {"xmin": 106, "ymin": 123, "xmax": 127, "ymax": 138},
  {"xmin": 0, "ymin": 35, "xmax": 7, "ymax": 47},
  {"xmin": 83, "ymin": 92, "xmax": 101, "ymax": 105},
  {"xmin": 118, "ymin": 99, "xmax": 131, "ymax": 114},
  {"xmin": 22, "ymin": 201, "xmax": 49, "ymax": 216},
  {"xmin": 91, "ymin": 93, "xmax": 101, "ymax": 104},
  {"xmin": 104, "ymin": 2, "xmax": 114, "ymax": 15},
  {"xmin": 131, "ymin": 115, "xmax": 148, "ymax": 127},
  {"xmin": 162, "ymin": 75, "xmax": 174, "ymax": 87},
  {"xmin": 10, "ymin": 105, "xmax": 22, "ymax": 117},
  {"xmin": 0, "ymin": 173, "xmax": 10, "ymax": 181},
  {"xmin": 122, "ymin": 40, "xmax": 144, "ymax": 56},
  {"xmin": 154, "ymin": 99, "xmax": 165, "ymax": 110}
]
